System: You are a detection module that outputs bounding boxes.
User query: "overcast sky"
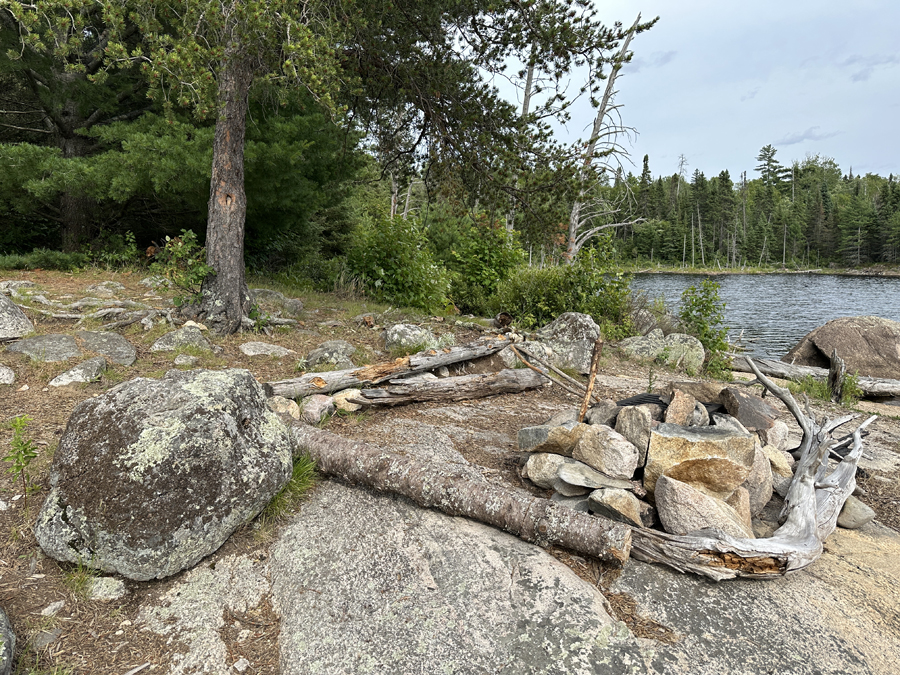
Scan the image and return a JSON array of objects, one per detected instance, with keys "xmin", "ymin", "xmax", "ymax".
[{"xmin": 556, "ymin": 0, "xmax": 900, "ymax": 181}]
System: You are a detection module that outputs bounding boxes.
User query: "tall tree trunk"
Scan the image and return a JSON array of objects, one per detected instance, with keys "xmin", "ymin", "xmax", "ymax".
[
  {"xmin": 58, "ymin": 131, "xmax": 97, "ymax": 252},
  {"xmin": 201, "ymin": 52, "xmax": 253, "ymax": 334}
]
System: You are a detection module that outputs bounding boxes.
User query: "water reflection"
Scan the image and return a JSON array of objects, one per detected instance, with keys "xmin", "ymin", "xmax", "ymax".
[{"xmin": 630, "ymin": 273, "xmax": 900, "ymax": 359}]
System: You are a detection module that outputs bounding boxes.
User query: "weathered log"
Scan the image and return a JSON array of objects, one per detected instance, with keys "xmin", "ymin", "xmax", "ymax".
[
  {"xmin": 828, "ymin": 348, "xmax": 846, "ymax": 404},
  {"xmin": 732, "ymin": 356, "xmax": 900, "ymax": 398},
  {"xmin": 631, "ymin": 358, "xmax": 878, "ymax": 580},
  {"xmin": 290, "ymin": 423, "xmax": 632, "ymax": 566},
  {"xmin": 265, "ymin": 335, "xmax": 515, "ymax": 398},
  {"xmin": 352, "ymin": 368, "xmax": 549, "ymax": 406}
]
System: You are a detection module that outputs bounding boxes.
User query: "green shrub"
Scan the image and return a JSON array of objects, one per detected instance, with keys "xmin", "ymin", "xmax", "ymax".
[
  {"xmin": 346, "ymin": 215, "xmax": 449, "ymax": 312},
  {"xmin": 0, "ymin": 248, "xmax": 89, "ymax": 270},
  {"xmin": 149, "ymin": 229, "xmax": 214, "ymax": 307},
  {"xmin": 678, "ymin": 278, "xmax": 731, "ymax": 377},
  {"xmin": 425, "ymin": 209, "xmax": 524, "ymax": 315},
  {"xmin": 494, "ymin": 244, "xmax": 634, "ymax": 337},
  {"xmin": 88, "ymin": 230, "xmax": 142, "ymax": 269}
]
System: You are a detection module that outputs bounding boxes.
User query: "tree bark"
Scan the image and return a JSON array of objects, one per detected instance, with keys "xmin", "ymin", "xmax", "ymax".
[
  {"xmin": 352, "ymin": 369, "xmax": 548, "ymax": 407},
  {"xmin": 200, "ymin": 50, "xmax": 253, "ymax": 334},
  {"xmin": 290, "ymin": 424, "xmax": 632, "ymax": 566},
  {"xmin": 58, "ymin": 127, "xmax": 97, "ymax": 252},
  {"xmin": 828, "ymin": 348, "xmax": 846, "ymax": 404},
  {"xmin": 265, "ymin": 336, "xmax": 515, "ymax": 398}
]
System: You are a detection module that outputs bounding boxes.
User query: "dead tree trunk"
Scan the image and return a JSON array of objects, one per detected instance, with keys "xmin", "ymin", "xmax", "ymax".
[
  {"xmin": 828, "ymin": 348, "xmax": 846, "ymax": 404},
  {"xmin": 731, "ymin": 356, "xmax": 900, "ymax": 398},
  {"xmin": 290, "ymin": 424, "xmax": 632, "ymax": 566},
  {"xmin": 352, "ymin": 369, "xmax": 548, "ymax": 407}
]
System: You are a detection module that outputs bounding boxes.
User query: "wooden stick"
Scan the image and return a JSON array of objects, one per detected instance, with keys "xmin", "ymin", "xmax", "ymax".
[
  {"xmin": 514, "ymin": 345, "xmax": 603, "ymax": 404},
  {"xmin": 578, "ymin": 337, "xmax": 604, "ymax": 422},
  {"xmin": 509, "ymin": 346, "xmax": 585, "ymax": 400}
]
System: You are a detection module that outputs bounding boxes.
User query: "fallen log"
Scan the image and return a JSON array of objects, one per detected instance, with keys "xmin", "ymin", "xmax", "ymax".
[
  {"xmin": 351, "ymin": 368, "xmax": 549, "ymax": 406},
  {"xmin": 631, "ymin": 358, "xmax": 878, "ymax": 580},
  {"xmin": 732, "ymin": 356, "xmax": 900, "ymax": 398},
  {"xmin": 265, "ymin": 335, "xmax": 516, "ymax": 398},
  {"xmin": 290, "ymin": 423, "xmax": 632, "ymax": 566}
]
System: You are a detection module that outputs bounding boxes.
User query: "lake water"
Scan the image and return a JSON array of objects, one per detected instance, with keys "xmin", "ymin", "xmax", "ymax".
[{"xmin": 630, "ymin": 273, "xmax": 900, "ymax": 359}]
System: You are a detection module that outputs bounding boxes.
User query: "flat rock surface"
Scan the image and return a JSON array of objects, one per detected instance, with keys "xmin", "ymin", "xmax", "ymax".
[
  {"xmin": 0, "ymin": 293, "xmax": 34, "ymax": 341},
  {"xmin": 5, "ymin": 333, "xmax": 79, "ymax": 362},
  {"xmin": 270, "ymin": 481, "xmax": 641, "ymax": 675},
  {"xmin": 612, "ymin": 523, "xmax": 900, "ymax": 675},
  {"xmin": 75, "ymin": 330, "xmax": 136, "ymax": 365}
]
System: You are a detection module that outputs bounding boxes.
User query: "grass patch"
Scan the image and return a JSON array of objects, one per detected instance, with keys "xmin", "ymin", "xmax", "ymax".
[
  {"xmin": 61, "ymin": 557, "xmax": 99, "ymax": 600},
  {"xmin": 787, "ymin": 373, "xmax": 863, "ymax": 406},
  {"xmin": 255, "ymin": 454, "xmax": 317, "ymax": 535}
]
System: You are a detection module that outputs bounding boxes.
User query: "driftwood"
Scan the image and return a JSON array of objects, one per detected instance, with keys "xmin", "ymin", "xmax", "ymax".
[
  {"xmin": 265, "ymin": 335, "xmax": 515, "ymax": 398},
  {"xmin": 732, "ymin": 355, "xmax": 900, "ymax": 398},
  {"xmin": 351, "ymin": 368, "xmax": 549, "ymax": 406},
  {"xmin": 290, "ymin": 423, "xmax": 632, "ymax": 566},
  {"xmin": 828, "ymin": 348, "xmax": 846, "ymax": 404},
  {"xmin": 631, "ymin": 357, "xmax": 877, "ymax": 580}
]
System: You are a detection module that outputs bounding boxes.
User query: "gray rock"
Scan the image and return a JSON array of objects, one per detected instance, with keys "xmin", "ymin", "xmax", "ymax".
[
  {"xmin": 661, "ymin": 333, "xmax": 706, "ymax": 373},
  {"xmin": 618, "ymin": 328, "xmax": 666, "ymax": 361},
  {"xmin": 571, "ymin": 425, "xmax": 639, "ymax": 480},
  {"xmin": 664, "ymin": 380, "xmax": 726, "ymax": 404},
  {"xmin": 535, "ymin": 312, "xmax": 601, "ymax": 374},
  {"xmin": 611, "ymin": 525, "xmax": 900, "ymax": 674},
  {"xmin": 741, "ymin": 443, "xmax": 774, "ymax": 516},
  {"xmin": 250, "ymin": 288, "xmax": 304, "ymax": 317},
  {"xmin": 76, "ymin": 330, "xmax": 136, "ymax": 366},
  {"xmin": 585, "ymin": 399, "xmax": 620, "ymax": 426},
  {"xmin": 300, "ymin": 394, "xmax": 335, "ymax": 424},
  {"xmin": 655, "ymin": 474, "xmax": 755, "ymax": 539},
  {"xmin": 306, "ymin": 340, "xmax": 356, "ymax": 369},
  {"xmin": 268, "ymin": 396, "xmax": 301, "ymax": 420},
  {"xmin": 333, "ymin": 388, "xmax": 363, "ymax": 412},
  {"xmin": 522, "ymin": 452, "xmax": 566, "ymax": 489},
  {"xmin": 550, "ymin": 493, "xmax": 591, "ymax": 512},
  {"xmin": 721, "ymin": 387, "xmax": 778, "ymax": 432},
  {"xmin": 552, "ymin": 478, "xmax": 591, "ymax": 497},
  {"xmin": 588, "ymin": 488, "xmax": 644, "ymax": 527},
  {"xmin": 0, "ymin": 279, "xmax": 36, "ymax": 294},
  {"xmin": 837, "ymin": 495, "xmax": 876, "ymax": 529},
  {"xmin": 557, "ymin": 459, "xmax": 634, "ymax": 490},
  {"xmin": 173, "ymin": 353, "xmax": 200, "ymax": 367},
  {"xmin": 139, "ymin": 275, "xmax": 169, "ymax": 289},
  {"xmin": 239, "ymin": 341, "xmax": 295, "ymax": 358},
  {"xmin": 759, "ymin": 418, "xmax": 790, "ymax": 451},
  {"xmin": 84, "ymin": 281, "xmax": 125, "ymax": 297},
  {"xmin": 783, "ymin": 315, "xmax": 900, "ymax": 379},
  {"xmin": 615, "ymin": 405, "xmax": 654, "ymax": 466},
  {"xmin": 29, "ymin": 627, "xmax": 61, "ymax": 650},
  {"xmin": 664, "ymin": 389, "xmax": 698, "ymax": 425},
  {"xmin": 712, "ymin": 412, "xmax": 750, "ymax": 434},
  {"xmin": 150, "ymin": 326, "xmax": 212, "ymax": 353},
  {"xmin": 34, "ymin": 369, "xmax": 293, "ymax": 581},
  {"xmin": 691, "ymin": 401, "xmax": 711, "ymax": 426},
  {"xmin": 270, "ymin": 481, "xmax": 639, "ymax": 675},
  {"xmin": 0, "ymin": 366, "xmax": 13, "ymax": 385},
  {"xmin": 49, "ymin": 356, "xmax": 107, "ymax": 387},
  {"xmin": 383, "ymin": 323, "xmax": 438, "ymax": 352},
  {"xmin": 644, "ymin": 423, "xmax": 756, "ymax": 496},
  {"xmin": 41, "ymin": 600, "xmax": 65, "ymax": 616},
  {"xmin": 0, "ymin": 606, "xmax": 13, "ymax": 675},
  {"xmin": 6, "ymin": 333, "xmax": 79, "ymax": 362},
  {"xmin": 88, "ymin": 577, "xmax": 127, "ymax": 602},
  {"xmin": 0, "ymin": 293, "xmax": 34, "ymax": 341},
  {"xmin": 543, "ymin": 408, "xmax": 579, "ymax": 426},
  {"xmin": 517, "ymin": 422, "xmax": 587, "ymax": 456}
]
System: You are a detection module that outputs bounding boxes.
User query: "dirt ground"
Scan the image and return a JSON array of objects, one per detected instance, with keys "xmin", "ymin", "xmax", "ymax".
[{"xmin": 1, "ymin": 268, "xmax": 898, "ymax": 674}]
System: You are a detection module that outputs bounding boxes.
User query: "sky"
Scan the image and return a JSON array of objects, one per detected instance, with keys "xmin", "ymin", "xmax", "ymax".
[{"xmin": 552, "ymin": 0, "xmax": 900, "ymax": 181}]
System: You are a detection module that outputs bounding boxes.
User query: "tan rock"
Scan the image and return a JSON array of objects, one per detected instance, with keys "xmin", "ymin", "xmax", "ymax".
[
  {"xmin": 588, "ymin": 489, "xmax": 643, "ymax": 527},
  {"xmin": 664, "ymin": 390, "xmax": 698, "ymax": 426},
  {"xmin": 333, "ymin": 388, "xmax": 363, "ymax": 412},
  {"xmin": 523, "ymin": 453, "xmax": 566, "ymax": 489},
  {"xmin": 644, "ymin": 423, "xmax": 756, "ymax": 495},
  {"xmin": 655, "ymin": 475, "xmax": 755, "ymax": 539},
  {"xmin": 740, "ymin": 443, "xmax": 774, "ymax": 516},
  {"xmin": 517, "ymin": 423, "xmax": 589, "ymax": 457},
  {"xmin": 268, "ymin": 395, "xmax": 301, "ymax": 420},
  {"xmin": 725, "ymin": 486, "xmax": 753, "ymax": 533},
  {"xmin": 615, "ymin": 406, "xmax": 653, "ymax": 465},
  {"xmin": 572, "ymin": 425, "xmax": 639, "ymax": 480},
  {"xmin": 762, "ymin": 444, "xmax": 794, "ymax": 479},
  {"xmin": 758, "ymin": 419, "xmax": 790, "ymax": 452},
  {"xmin": 664, "ymin": 381, "xmax": 726, "ymax": 404}
]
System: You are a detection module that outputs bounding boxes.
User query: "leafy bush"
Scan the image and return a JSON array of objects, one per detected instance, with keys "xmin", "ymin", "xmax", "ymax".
[
  {"xmin": 346, "ymin": 215, "xmax": 449, "ymax": 312},
  {"xmin": 149, "ymin": 229, "xmax": 213, "ymax": 307},
  {"xmin": 425, "ymin": 209, "xmax": 524, "ymax": 314},
  {"xmin": 494, "ymin": 244, "xmax": 634, "ymax": 337},
  {"xmin": 678, "ymin": 278, "xmax": 731, "ymax": 377},
  {"xmin": 89, "ymin": 230, "xmax": 142, "ymax": 269},
  {"xmin": 0, "ymin": 248, "xmax": 89, "ymax": 270}
]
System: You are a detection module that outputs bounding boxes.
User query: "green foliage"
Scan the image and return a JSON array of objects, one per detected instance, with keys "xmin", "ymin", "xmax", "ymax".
[
  {"xmin": 258, "ymin": 454, "xmax": 317, "ymax": 527},
  {"xmin": 346, "ymin": 215, "xmax": 450, "ymax": 312},
  {"xmin": 841, "ymin": 372, "xmax": 863, "ymax": 405},
  {"xmin": 4, "ymin": 414, "xmax": 39, "ymax": 510},
  {"xmin": 788, "ymin": 375, "xmax": 831, "ymax": 401},
  {"xmin": 0, "ymin": 248, "xmax": 89, "ymax": 271},
  {"xmin": 89, "ymin": 231, "xmax": 142, "ymax": 269},
  {"xmin": 148, "ymin": 229, "xmax": 213, "ymax": 307},
  {"xmin": 678, "ymin": 278, "xmax": 731, "ymax": 377},
  {"xmin": 425, "ymin": 208, "xmax": 525, "ymax": 315},
  {"xmin": 494, "ymin": 244, "xmax": 634, "ymax": 337}
]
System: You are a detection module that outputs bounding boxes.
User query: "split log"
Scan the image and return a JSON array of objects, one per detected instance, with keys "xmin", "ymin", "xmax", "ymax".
[
  {"xmin": 290, "ymin": 423, "xmax": 632, "ymax": 566},
  {"xmin": 351, "ymin": 368, "xmax": 549, "ymax": 407},
  {"xmin": 732, "ymin": 355, "xmax": 900, "ymax": 398},
  {"xmin": 265, "ymin": 335, "xmax": 516, "ymax": 398},
  {"xmin": 631, "ymin": 357, "xmax": 877, "ymax": 580},
  {"xmin": 828, "ymin": 348, "xmax": 846, "ymax": 404}
]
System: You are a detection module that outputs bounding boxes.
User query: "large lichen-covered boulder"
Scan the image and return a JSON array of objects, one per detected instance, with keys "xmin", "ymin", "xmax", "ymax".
[
  {"xmin": 0, "ymin": 606, "xmax": 13, "ymax": 675},
  {"xmin": 34, "ymin": 369, "xmax": 293, "ymax": 581},
  {"xmin": 535, "ymin": 312, "xmax": 601, "ymax": 374},
  {"xmin": 0, "ymin": 293, "xmax": 33, "ymax": 342},
  {"xmin": 783, "ymin": 315, "xmax": 900, "ymax": 379}
]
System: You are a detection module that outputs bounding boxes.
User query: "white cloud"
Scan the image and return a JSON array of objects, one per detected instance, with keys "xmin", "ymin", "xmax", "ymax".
[{"xmin": 776, "ymin": 127, "xmax": 840, "ymax": 146}]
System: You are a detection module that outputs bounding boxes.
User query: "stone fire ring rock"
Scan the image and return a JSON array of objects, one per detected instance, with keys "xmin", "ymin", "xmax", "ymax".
[{"xmin": 34, "ymin": 369, "xmax": 293, "ymax": 581}]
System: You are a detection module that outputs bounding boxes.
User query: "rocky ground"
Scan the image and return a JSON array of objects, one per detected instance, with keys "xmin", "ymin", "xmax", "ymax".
[{"xmin": 1, "ymin": 268, "xmax": 899, "ymax": 674}]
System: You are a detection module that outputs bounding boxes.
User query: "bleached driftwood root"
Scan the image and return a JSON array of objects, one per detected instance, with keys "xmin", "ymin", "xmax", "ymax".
[{"xmin": 631, "ymin": 358, "xmax": 877, "ymax": 580}]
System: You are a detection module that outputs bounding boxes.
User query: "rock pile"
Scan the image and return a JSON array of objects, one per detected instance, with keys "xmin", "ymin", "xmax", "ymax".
[{"xmin": 515, "ymin": 380, "xmax": 844, "ymax": 538}]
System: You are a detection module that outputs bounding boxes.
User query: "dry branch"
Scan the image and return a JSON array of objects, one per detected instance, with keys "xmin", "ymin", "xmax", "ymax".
[
  {"xmin": 352, "ymin": 369, "xmax": 548, "ymax": 406},
  {"xmin": 291, "ymin": 423, "xmax": 632, "ymax": 566},
  {"xmin": 731, "ymin": 356, "xmax": 900, "ymax": 398}
]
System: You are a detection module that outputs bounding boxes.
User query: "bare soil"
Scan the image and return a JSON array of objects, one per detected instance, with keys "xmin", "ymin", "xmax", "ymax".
[{"xmin": 1, "ymin": 268, "xmax": 898, "ymax": 674}]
